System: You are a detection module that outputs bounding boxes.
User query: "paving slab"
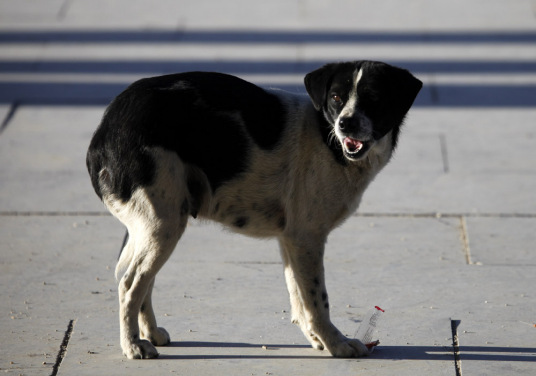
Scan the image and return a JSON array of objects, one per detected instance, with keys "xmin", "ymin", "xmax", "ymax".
[
  {"xmin": 466, "ymin": 217, "xmax": 536, "ymax": 266},
  {"xmin": 0, "ymin": 105, "xmax": 106, "ymax": 213},
  {"xmin": 0, "ymin": 215, "xmax": 124, "ymax": 375},
  {"xmin": 446, "ymin": 265, "xmax": 536, "ymax": 375},
  {"xmin": 1, "ymin": 0, "xmax": 535, "ymax": 31}
]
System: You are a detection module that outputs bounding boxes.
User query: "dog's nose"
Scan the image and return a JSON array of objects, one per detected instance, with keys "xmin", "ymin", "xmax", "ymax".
[{"xmin": 338, "ymin": 117, "xmax": 358, "ymax": 132}]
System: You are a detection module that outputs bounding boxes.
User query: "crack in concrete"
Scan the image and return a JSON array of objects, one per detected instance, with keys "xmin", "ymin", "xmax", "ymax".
[{"xmin": 50, "ymin": 319, "xmax": 75, "ymax": 376}]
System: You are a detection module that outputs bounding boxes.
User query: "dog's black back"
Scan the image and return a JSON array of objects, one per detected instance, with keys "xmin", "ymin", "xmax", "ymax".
[{"xmin": 87, "ymin": 72, "xmax": 288, "ymax": 202}]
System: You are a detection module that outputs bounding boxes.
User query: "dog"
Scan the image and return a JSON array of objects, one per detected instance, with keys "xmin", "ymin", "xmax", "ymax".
[{"xmin": 86, "ymin": 60, "xmax": 422, "ymax": 359}]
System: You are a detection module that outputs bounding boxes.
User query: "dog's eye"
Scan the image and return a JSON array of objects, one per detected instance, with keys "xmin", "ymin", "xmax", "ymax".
[{"xmin": 331, "ymin": 94, "xmax": 342, "ymax": 104}]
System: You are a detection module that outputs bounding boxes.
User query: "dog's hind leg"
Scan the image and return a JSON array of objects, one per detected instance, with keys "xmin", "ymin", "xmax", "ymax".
[
  {"xmin": 117, "ymin": 213, "xmax": 184, "ymax": 359},
  {"xmin": 105, "ymin": 149, "xmax": 189, "ymax": 359},
  {"xmin": 138, "ymin": 276, "xmax": 170, "ymax": 346}
]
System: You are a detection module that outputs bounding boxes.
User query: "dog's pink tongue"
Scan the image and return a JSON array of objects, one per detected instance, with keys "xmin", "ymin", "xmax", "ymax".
[{"xmin": 344, "ymin": 137, "xmax": 363, "ymax": 152}]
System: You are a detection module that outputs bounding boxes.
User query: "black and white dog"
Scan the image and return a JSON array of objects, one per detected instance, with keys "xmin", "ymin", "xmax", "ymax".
[{"xmin": 87, "ymin": 61, "xmax": 422, "ymax": 359}]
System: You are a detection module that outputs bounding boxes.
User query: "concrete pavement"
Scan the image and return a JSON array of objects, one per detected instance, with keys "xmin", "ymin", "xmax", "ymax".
[{"xmin": 1, "ymin": 1, "xmax": 535, "ymax": 375}]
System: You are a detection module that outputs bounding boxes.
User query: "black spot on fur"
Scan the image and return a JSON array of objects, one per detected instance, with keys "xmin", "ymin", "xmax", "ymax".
[
  {"xmin": 324, "ymin": 303, "xmax": 329, "ymax": 309},
  {"xmin": 140, "ymin": 303, "xmax": 146, "ymax": 313},
  {"xmin": 313, "ymin": 278, "xmax": 320, "ymax": 286},
  {"xmin": 321, "ymin": 292, "xmax": 327, "ymax": 301},
  {"xmin": 314, "ymin": 301, "xmax": 318, "ymax": 308},
  {"xmin": 234, "ymin": 217, "xmax": 248, "ymax": 228},
  {"xmin": 310, "ymin": 289, "xmax": 316, "ymax": 296}
]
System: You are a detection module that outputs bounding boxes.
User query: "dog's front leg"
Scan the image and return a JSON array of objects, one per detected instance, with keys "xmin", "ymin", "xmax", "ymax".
[
  {"xmin": 279, "ymin": 236, "xmax": 369, "ymax": 358},
  {"xmin": 280, "ymin": 242, "xmax": 325, "ymax": 351}
]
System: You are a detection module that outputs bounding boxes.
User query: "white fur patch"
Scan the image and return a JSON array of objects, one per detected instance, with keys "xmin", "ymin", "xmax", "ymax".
[
  {"xmin": 334, "ymin": 68, "xmax": 373, "ymax": 145},
  {"xmin": 343, "ymin": 68, "xmax": 363, "ymax": 117}
]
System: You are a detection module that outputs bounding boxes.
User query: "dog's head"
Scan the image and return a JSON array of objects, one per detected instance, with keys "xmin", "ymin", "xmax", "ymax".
[{"xmin": 305, "ymin": 61, "xmax": 422, "ymax": 161}]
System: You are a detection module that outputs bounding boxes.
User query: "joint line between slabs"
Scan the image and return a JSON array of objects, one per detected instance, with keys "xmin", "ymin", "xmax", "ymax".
[
  {"xmin": 451, "ymin": 319, "xmax": 463, "ymax": 376},
  {"xmin": 0, "ymin": 211, "xmax": 111, "ymax": 216},
  {"xmin": 1, "ymin": 211, "xmax": 534, "ymax": 219},
  {"xmin": 353, "ymin": 212, "xmax": 536, "ymax": 219},
  {"xmin": 439, "ymin": 133, "xmax": 450, "ymax": 173},
  {"xmin": 50, "ymin": 319, "xmax": 75, "ymax": 376},
  {"xmin": 459, "ymin": 216, "xmax": 473, "ymax": 265}
]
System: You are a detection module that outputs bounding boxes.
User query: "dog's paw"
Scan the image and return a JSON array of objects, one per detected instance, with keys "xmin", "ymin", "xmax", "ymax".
[
  {"xmin": 307, "ymin": 333, "xmax": 325, "ymax": 351},
  {"xmin": 292, "ymin": 318, "xmax": 325, "ymax": 350},
  {"xmin": 122, "ymin": 339, "xmax": 160, "ymax": 359},
  {"xmin": 327, "ymin": 337, "xmax": 369, "ymax": 358},
  {"xmin": 147, "ymin": 327, "xmax": 170, "ymax": 346}
]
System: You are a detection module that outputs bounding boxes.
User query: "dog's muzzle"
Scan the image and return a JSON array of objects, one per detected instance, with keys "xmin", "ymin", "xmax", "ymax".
[{"xmin": 337, "ymin": 117, "xmax": 373, "ymax": 160}]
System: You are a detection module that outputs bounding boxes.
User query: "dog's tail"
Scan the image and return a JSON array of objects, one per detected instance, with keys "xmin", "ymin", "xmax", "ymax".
[
  {"xmin": 86, "ymin": 146, "xmax": 106, "ymax": 201},
  {"xmin": 86, "ymin": 126, "xmax": 119, "ymax": 202},
  {"xmin": 115, "ymin": 230, "xmax": 133, "ymax": 281}
]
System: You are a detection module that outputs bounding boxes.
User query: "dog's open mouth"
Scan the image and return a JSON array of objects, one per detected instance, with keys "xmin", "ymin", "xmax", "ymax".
[
  {"xmin": 344, "ymin": 137, "xmax": 364, "ymax": 154},
  {"xmin": 342, "ymin": 137, "xmax": 370, "ymax": 159}
]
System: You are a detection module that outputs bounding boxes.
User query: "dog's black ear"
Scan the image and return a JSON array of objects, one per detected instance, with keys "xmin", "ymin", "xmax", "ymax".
[
  {"xmin": 386, "ymin": 64, "xmax": 423, "ymax": 115},
  {"xmin": 304, "ymin": 63, "xmax": 339, "ymax": 111}
]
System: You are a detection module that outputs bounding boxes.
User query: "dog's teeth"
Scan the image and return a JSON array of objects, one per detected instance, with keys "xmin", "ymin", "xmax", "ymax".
[{"xmin": 344, "ymin": 137, "xmax": 364, "ymax": 153}]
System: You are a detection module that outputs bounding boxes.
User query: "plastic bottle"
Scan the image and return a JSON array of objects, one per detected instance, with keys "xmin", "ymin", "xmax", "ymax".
[{"xmin": 354, "ymin": 306, "xmax": 384, "ymax": 351}]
